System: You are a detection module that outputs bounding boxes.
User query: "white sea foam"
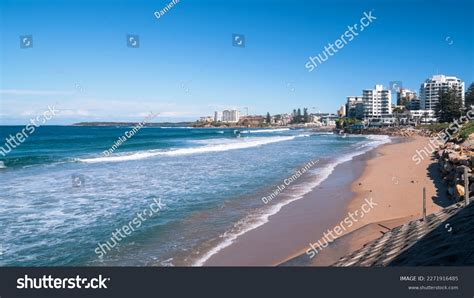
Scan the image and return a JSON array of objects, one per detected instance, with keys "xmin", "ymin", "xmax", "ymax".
[
  {"xmin": 192, "ymin": 134, "xmax": 391, "ymax": 266},
  {"xmin": 0, "ymin": 161, "xmax": 6, "ymax": 169},
  {"xmin": 77, "ymin": 136, "xmax": 296, "ymax": 163},
  {"xmin": 312, "ymin": 132, "xmax": 334, "ymax": 135},
  {"xmin": 159, "ymin": 258, "xmax": 175, "ymax": 267},
  {"xmin": 242, "ymin": 128, "xmax": 290, "ymax": 133}
]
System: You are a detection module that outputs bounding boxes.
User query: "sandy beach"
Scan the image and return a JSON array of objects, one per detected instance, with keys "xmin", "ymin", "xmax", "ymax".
[
  {"xmin": 346, "ymin": 135, "xmax": 448, "ymax": 229},
  {"xmin": 289, "ymin": 135, "xmax": 451, "ymax": 266},
  {"xmin": 203, "ymin": 135, "xmax": 448, "ymax": 266}
]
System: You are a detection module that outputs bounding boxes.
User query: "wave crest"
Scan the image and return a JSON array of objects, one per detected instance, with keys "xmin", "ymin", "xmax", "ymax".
[
  {"xmin": 77, "ymin": 136, "xmax": 296, "ymax": 163},
  {"xmin": 242, "ymin": 128, "xmax": 290, "ymax": 133},
  {"xmin": 192, "ymin": 134, "xmax": 391, "ymax": 266}
]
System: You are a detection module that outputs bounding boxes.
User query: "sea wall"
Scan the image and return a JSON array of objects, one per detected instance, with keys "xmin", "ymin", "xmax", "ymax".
[{"xmin": 436, "ymin": 134, "xmax": 474, "ymax": 200}]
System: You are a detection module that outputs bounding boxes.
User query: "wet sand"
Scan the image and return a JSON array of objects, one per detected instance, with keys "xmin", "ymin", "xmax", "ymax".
[
  {"xmin": 203, "ymin": 141, "xmax": 372, "ymax": 265},
  {"xmin": 203, "ymin": 136, "xmax": 448, "ymax": 266}
]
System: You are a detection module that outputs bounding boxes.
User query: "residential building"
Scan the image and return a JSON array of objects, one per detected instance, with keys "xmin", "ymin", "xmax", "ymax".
[
  {"xmin": 367, "ymin": 116, "xmax": 396, "ymax": 127},
  {"xmin": 397, "ymin": 88, "xmax": 417, "ymax": 107},
  {"xmin": 409, "ymin": 98, "xmax": 421, "ymax": 110},
  {"xmin": 314, "ymin": 113, "xmax": 338, "ymax": 126},
  {"xmin": 281, "ymin": 114, "xmax": 292, "ymax": 125},
  {"xmin": 214, "ymin": 111, "xmax": 222, "ymax": 122},
  {"xmin": 199, "ymin": 116, "xmax": 214, "ymax": 123},
  {"xmin": 322, "ymin": 118, "xmax": 336, "ymax": 126},
  {"xmin": 420, "ymin": 75, "xmax": 465, "ymax": 110},
  {"xmin": 345, "ymin": 96, "xmax": 364, "ymax": 119},
  {"xmin": 362, "ymin": 85, "xmax": 392, "ymax": 118},
  {"xmin": 409, "ymin": 109, "xmax": 437, "ymax": 124},
  {"xmin": 222, "ymin": 109, "xmax": 240, "ymax": 123},
  {"xmin": 309, "ymin": 114, "xmax": 320, "ymax": 123},
  {"xmin": 272, "ymin": 114, "xmax": 292, "ymax": 126},
  {"xmin": 239, "ymin": 115, "xmax": 264, "ymax": 126},
  {"xmin": 337, "ymin": 105, "xmax": 346, "ymax": 117}
]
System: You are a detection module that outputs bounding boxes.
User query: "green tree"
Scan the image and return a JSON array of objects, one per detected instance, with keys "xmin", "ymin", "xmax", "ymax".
[
  {"xmin": 465, "ymin": 82, "xmax": 474, "ymax": 108},
  {"xmin": 291, "ymin": 109, "xmax": 297, "ymax": 124},
  {"xmin": 303, "ymin": 108, "xmax": 309, "ymax": 123},
  {"xmin": 392, "ymin": 106, "xmax": 405, "ymax": 113},
  {"xmin": 266, "ymin": 112, "xmax": 271, "ymax": 124},
  {"xmin": 435, "ymin": 87, "xmax": 463, "ymax": 123},
  {"xmin": 335, "ymin": 118, "xmax": 360, "ymax": 129}
]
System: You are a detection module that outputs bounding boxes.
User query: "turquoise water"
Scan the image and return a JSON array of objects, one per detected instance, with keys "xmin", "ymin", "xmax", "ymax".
[{"xmin": 0, "ymin": 126, "xmax": 389, "ymax": 266}]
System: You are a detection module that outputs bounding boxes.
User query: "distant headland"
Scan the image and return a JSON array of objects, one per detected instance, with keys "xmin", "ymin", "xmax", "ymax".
[{"xmin": 72, "ymin": 122, "xmax": 193, "ymax": 127}]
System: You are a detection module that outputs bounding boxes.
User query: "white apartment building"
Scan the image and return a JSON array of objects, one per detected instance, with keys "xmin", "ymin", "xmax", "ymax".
[
  {"xmin": 273, "ymin": 114, "xmax": 292, "ymax": 126},
  {"xmin": 420, "ymin": 75, "xmax": 465, "ymax": 110},
  {"xmin": 222, "ymin": 109, "xmax": 240, "ymax": 123},
  {"xmin": 362, "ymin": 85, "xmax": 392, "ymax": 118},
  {"xmin": 408, "ymin": 109, "xmax": 436, "ymax": 123},
  {"xmin": 199, "ymin": 116, "xmax": 214, "ymax": 123},
  {"xmin": 214, "ymin": 111, "xmax": 222, "ymax": 122}
]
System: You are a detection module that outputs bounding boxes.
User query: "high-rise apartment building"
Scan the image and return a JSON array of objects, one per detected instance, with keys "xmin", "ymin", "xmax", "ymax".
[
  {"xmin": 420, "ymin": 75, "xmax": 464, "ymax": 110},
  {"xmin": 362, "ymin": 85, "xmax": 392, "ymax": 118},
  {"xmin": 346, "ymin": 96, "xmax": 364, "ymax": 119},
  {"xmin": 222, "ymin": 109, "xmax": 240, "ymax": 123},
  {"xmin": 214, "ymin": 111, "xmax": 222, "ymax": 122}
]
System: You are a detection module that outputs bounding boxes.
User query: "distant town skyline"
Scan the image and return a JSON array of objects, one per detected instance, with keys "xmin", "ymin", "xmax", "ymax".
[{"xmin": 1, "ymin": 0, "xmax": 473, "ymax": 124}]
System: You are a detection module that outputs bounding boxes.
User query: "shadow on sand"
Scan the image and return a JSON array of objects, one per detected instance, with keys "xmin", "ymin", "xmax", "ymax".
[{"xmin": 427, "ymin": 155, "xmax": 452, "ymax": 208}]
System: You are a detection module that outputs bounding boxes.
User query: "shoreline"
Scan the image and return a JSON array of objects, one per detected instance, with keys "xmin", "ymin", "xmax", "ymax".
[
  {"xmin": 283, "ymin": 135, "xmax": 449, "ymax": 266},
  {"xmin": 347, "ymin": 135, "xmax": 447, "ymax": 225},
  {"xmin": 199, "ymin": 135, "xmax": 389, "ymax": 266},
  {"xmin": 201, "ymin": 135, "xmax": 447, "ymax": 266}
]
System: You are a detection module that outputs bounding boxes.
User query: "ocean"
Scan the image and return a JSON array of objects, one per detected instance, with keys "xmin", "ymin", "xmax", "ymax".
[{"xmin": 0, "ymin": 126, "xmax": 390, "ymax": 266}]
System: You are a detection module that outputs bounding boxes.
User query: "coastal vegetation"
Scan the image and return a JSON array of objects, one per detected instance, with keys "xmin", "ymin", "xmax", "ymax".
[
  {"xmin": 419, "ymin": 121, "xmax": 474, "ymax": 141},
  {"xmin": 291, "ymin": 108, "xmax": 309, "ymax": 124},
  {"xmin": 335, "ymin": 117, "xmax": 362, "ymax": 129},
  {"xmin": 458, "ymin": 121, "xmax": 474, "ymax": 140},
  {"xmin": 464, "ymin": 82, "xmax": 474, "ymax": 108},
  {"xmin": 435, "ymin": 87, "xmax": 464, "ymax": 123},
  {"xmin": 420, "ymin": 83, "xmax": 474, "ymax": 139}
]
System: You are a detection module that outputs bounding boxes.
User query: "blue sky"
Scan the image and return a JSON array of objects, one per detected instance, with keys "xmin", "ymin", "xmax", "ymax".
[{"xmin": 1, "ymin": 0, "xmax": 473, "ymax": 124}]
